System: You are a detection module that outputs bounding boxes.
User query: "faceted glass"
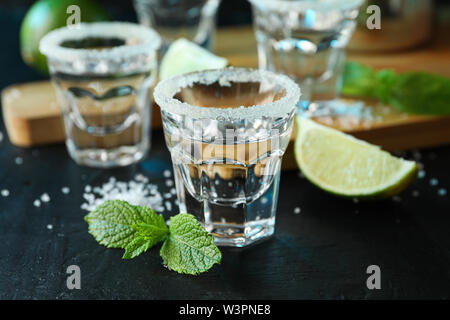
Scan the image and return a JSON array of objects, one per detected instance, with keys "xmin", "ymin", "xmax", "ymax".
[
  {"xmin": 249, "ymin": 0, "xmax": 363, "ymax": 115},
  {"xmin": 154, "ymin": 68, "xmax": 300, "ymax": 246},
  {"xmin": 40, "ymin": 22, "xmax": 161, "ymax": 168}
]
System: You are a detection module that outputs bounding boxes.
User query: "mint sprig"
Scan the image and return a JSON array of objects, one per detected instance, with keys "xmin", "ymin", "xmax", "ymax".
[
  {"xmin": 342, "ymin": 61, "xmax": 450, "ymax": 115},
  {"xmin": 84, "ymin": 200, "xmax": 221, "ymax": 275}
]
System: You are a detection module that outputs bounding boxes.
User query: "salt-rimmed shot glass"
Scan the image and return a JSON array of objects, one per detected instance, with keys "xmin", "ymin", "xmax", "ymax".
[
  {"xmin": 39, "ymin": 22, "xmax": 161, "ymax": 167},
  {"xmin": 133, "ymin": 0, "xmax": 221, "ymax": 52},
  {"xmin": 249, "ymin": 0, "xmax": 362, "ymax": 114},
  {"xmin": 154, "ymin": 68, "xmax": 300, "ymax": 247}
]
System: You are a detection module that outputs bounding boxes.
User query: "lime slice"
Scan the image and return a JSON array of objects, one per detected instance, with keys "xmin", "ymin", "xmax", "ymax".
[
  {"xmin": 294, "ymin": 117, "xmax": 418, "ymax": 199},
  {"xmin": 159, "ymin": 38, "xmax": 228, "ymax": 80}
]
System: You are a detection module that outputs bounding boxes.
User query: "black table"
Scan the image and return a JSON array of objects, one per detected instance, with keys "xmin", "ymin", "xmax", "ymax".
[{"xmin": 1, "ymin": 8, "xmax": 450, "ymax": 301}]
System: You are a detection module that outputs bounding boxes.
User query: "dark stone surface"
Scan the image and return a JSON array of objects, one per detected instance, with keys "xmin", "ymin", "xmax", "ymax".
[{"xmin": 1, "ymin": 4, "xmax": 450, "ymax": 300}]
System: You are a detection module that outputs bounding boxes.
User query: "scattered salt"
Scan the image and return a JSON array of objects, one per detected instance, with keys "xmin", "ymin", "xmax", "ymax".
[
  {"xmin": 170, "ymin": 188, "xmax": 177, "ymax": 195},
  {"xmin": 33, "ymin": 199, "xmax": 41, "ymax": 207},
  {"xmin": 430, "ymin": 178, "xmax": 439, "ymax": 187},
  {"xmin": 84, "ymin": 185, "xmax": 92, "ymax": 192},
  {"xmin": 353, "ymin": 198, "xmax": 359, "ymax": 204},
  {"xmin": 165, "ymin": 201, "xmax": 172, "ymax": 211},
  {"xmin": 294, "ymin": 207, "xmax": 301, "ymax": 214},
  {"xmin": 438, "ymin": 188, "xmax": 447, "ymax": 197},
  {"xmin": 1, "ymin": 189, "xmax": 10, "ymax": 197},
  {"xmin": 418, "ymin": 170, "xmax": 426, "ymax": 179},
  {"xmin": 40, "ymin": 193, "xmax": 51, "ymax": 202},
  {"xmin": 227, "ymin": 182, "xmax": 233, "ymax": 187},
  {"xmin": 81, "ymin": 176, "xmax": 164, "ymax": 212},
  {"xmin": 46, "ymin": 224, "xmax": 53, "ymax": 230},
  {"xmin": 163, "ymin": 170, "xmax": 172, "ymax": 178},
  {"xmin": 165, "ymin": 180, "xmax": 174, "ymax": 187},
  {"xmin": 61, "ymin": 187, "xmax": 70, "ymax": 194},
  {"xmin": 412, "ymin": 190, "xmax": 420, "ymax": 197},
  {"xmin": 412, "ymin": 151, "xmax": 422, "ymax": 161},
  {"xmin": 15, "ymin": 157, "xmax": 23, "ymax": 165},
  {"xmin": 164, "ymin": 192, "xmax": 172, "ymax": 199}
]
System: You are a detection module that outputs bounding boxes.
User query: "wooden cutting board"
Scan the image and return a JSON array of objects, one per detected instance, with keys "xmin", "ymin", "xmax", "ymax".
[{"xmin": 2, "ymin": 25, "xmax": 450, "ymax": 170}]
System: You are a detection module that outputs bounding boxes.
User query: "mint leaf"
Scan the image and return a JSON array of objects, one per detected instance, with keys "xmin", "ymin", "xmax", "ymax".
[
  {"xmin": 123, "ymin": 236, "xmax": 152, "ymax": 259},
  {"xmin": 342, "ymin": 61, "xmax": 450, "ymax": 115},
  {"xmin": 160, "ymin": 213, "xmax": 221, "ymax": 275},
  {"xmin": 84, "ymin": 200, "xmax": 167, "ymax": 258}
]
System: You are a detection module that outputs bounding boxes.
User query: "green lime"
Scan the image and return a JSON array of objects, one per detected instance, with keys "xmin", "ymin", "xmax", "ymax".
[
  {"xmin": 20, "ymin": 0, "xmax": 109, "ymax": 74},
  {"xmin": 294, "ymin": 117, "xmax": 418, "ymax": 199},
  {"xmin": 159, "ymin": 38, "xmax": 228, "ymax": 80}
]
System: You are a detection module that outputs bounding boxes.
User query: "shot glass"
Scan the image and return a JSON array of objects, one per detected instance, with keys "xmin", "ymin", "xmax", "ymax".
[
  {"xmin": 133, "ymin": 0, "xmax": 221, "ymax": 51},
  {"xmin": 154, "ymin": 68, "xmax": 300, "ymax": 246},
  {"xmin": 40, "ymin": 22, "xmax": 161, "ymax": 168},
  {"xmin": 249, "ymin": 0, "xmax": 363, "ymax": 115}
]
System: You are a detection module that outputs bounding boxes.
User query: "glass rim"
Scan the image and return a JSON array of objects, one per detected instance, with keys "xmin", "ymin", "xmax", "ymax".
[
  {"xmin": 39, "ymin": 22, "xmax": 161, "ymax": 62},
  {"xmin": 247, "ymin": 0, "xmax": 364, "ymax": 11},
  {"xmin": 153, "ymin": 67, "xmax": 301, "ymax": 120}
]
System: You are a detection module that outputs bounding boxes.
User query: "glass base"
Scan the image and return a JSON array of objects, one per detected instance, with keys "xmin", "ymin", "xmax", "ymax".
[
  {"xmin": 66, "ymin": 139, "xmax": 148, "ymax": 168},
  {"xmin": 209, "ymin": 217, "xmax": 275, "ymax": 247}
]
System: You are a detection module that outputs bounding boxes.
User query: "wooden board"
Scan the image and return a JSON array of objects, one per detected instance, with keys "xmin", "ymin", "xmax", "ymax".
[{"xmin": 2, "ymin": 25, "xmax": 450, "ymax": 170}]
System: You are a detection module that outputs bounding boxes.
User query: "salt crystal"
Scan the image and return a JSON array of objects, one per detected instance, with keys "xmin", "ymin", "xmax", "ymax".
[
  {"xmin": 165, "ymin": 201, "xmax": 172, "ymax": 211},
  {"xmin": 227, "ymin": 182, "xmax": 233, "ymax": 187},
  {"xmin": 170, "ymin": 188, "xmax": 177, "ymax": 195},
  {"xmin": 40, "ymin": 193, "xmax": 51, "ymax": 202},
  {"xmin": 163, "ymin": 170, "xmax": 172, "ymax": 178},
  {"xmin": 46, "ymin": 224, "xmax": 53, "ymax": 230},
  {"xmin": 164, "ymin": 193, "xmax": 172, "ymax": 199},
  {"xmin": 61, "ymin": 187, "xmax": 70, "ymax": 194},
  {"xmin": 33, "ymin": 199, "xmax": 41, "ymax": 207},
  {"xmin": 418, "ymin": 170, "xmax": 426, "ymax": 179},
  {"xmin": 1, "ymin": 189, "xmax": 10, "ymax": 197},
  {"xmin": 438, "ymin": 188, "xmax": 447, "ymax": 197},
  {"xmin": 84, "ymin": 185, "xmax": 92, "ymax": 192},
  {"xmin": 15, "ymin": 157, "xmax": 23, "ymax": 165},
  {"xmin": 430, "ymin": 178, "xmax": 439, "ymax": 187},
  {"xmin": 165, "ymin": 180, "xmax": 174, "ymax": 187},
  {"xmin": 81, "ymin": 176, "xmax": 164, "ymax": 212},
  {"xmin": 294, "ymin": 207, "xmax": 301, "ymax": 214},
  {"xmin": 412, "ymin": 151, "xmax": 422, "ymax": 161}
]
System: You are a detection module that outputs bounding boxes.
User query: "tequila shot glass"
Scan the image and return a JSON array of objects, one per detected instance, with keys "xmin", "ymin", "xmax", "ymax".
[
  {"xmin": 154, "ymin": 68, "xmax": 300, "ymax": 246},
  {"xmin": 249, "ymin": 0, "xmax": 363, "ymax": 115},
  {"xmin": 133, "ymin": 0, "xmax": 221, "ymax": 51},
  {"xmin": 40, "ymin": 22, "xmax": 161, "ymax": 168}
]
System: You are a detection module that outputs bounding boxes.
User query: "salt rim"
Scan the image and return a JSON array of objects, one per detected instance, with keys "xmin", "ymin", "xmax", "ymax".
[
  {"xmin": 248, "ymin": 0, "xmax": 364, "ymax": 11},
  {"xmin": 153, "ymin": 68, "xmax": 301, "ymax": 119},
  {"xmin": 39, "ymin": 22, "xmax": 161, "ymax": 62}
]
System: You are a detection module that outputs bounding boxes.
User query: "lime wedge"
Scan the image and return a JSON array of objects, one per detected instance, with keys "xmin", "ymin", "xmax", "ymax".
[
  {"xmin": 159, "ymin": 38, "xmax": 228, "ymax": 80},
  {"xmin": 294, "ymin": 117, "xmax": 418, "ymax": 199}
]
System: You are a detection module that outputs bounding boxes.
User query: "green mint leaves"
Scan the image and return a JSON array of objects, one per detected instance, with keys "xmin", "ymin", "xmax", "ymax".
[
  {"xmin": 84, "ymin": 200, "xmax": 221, "ymax": 275},
  {"xmin": 342, "ymin": 61, "xmax": 450, "ymax": 115},
  {"xmin": 161, "ymin": 214, "xmax": 222, "ymax": 275}
]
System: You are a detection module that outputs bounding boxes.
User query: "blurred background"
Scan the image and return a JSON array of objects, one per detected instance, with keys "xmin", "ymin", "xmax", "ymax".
[
  {"xmin": 0, "ymin": 0, "xmax": 252, "ymax": 89},
  {"xmin": 1, "ymin": 0, "xmax": 449, "ymax": 90}
]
